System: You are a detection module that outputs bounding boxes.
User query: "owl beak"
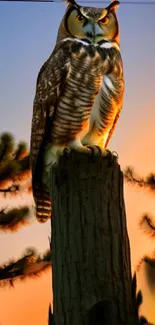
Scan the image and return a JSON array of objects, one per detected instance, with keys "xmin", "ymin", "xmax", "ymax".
[
  {"xmin": 84, "ymin": 22, "xmax": 103, "ymax": 42},
  {"xmin": 93, "ymin": 23, "xmax": 103, "ymax": 36}
]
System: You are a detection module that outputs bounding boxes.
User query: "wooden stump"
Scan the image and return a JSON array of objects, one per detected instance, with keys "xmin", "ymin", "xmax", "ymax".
[{"xmin": 50, "ymin": 150, "xmax": 138, "ymax": 325}]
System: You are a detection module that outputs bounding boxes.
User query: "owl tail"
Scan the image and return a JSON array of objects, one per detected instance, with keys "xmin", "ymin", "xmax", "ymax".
[{"xmin": 35, "ymin": 191, "xmax": 52, "ymax": 223}]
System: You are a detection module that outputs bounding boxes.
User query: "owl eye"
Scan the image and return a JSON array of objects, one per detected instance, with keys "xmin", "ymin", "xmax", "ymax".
[
  {"xmin": 76, "ymin": 13, "xmax": 84, "ymax": 23},
  {"xmin": 99, "ymin": 16, "xmax": 109, "ymax": 25}
]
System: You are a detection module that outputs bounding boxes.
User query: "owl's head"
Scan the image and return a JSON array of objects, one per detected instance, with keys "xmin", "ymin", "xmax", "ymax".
[{"xmin": 57, "ymin": 0, "xmax": 120, "ymax": 45}]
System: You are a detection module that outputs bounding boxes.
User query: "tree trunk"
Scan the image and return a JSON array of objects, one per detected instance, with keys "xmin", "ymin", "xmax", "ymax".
[{"xmin": 50, "ymin": 150, "xmax": 138, "ymax": 325}]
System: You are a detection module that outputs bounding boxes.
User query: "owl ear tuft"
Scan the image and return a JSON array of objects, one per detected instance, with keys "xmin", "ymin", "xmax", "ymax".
[
  {"xmin": 64, "ymin": 0, "xmax": 79, "ymax": 8},
  {"xmin": 107, "ymin": 0, "xmax": 120, "ymax": 12}
]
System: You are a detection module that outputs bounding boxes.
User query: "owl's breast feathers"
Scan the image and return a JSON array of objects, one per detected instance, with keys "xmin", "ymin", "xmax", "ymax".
[
  {"xmin": 30, "ymin": 38, "xmax": 124, "ymax": 222},
  {"xmin": 31, "ymin": 38, "xmax": 123, "ymax": 169}
]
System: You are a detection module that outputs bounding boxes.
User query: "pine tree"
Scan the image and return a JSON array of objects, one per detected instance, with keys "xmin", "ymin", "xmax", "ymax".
[
  {"xmin": 0, "ymin": 132, "xmax": 51, "ymax": 286},
  {"xmin": 124, "ymin": 166, "xmax": 155, "ymax": 325},
  {"xmin": 124, "ymin": 166, "xmax": 155, "ymax": 268}
]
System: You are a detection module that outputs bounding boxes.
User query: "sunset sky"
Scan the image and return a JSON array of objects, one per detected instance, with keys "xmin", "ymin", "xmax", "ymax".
[{"xmin": 0, "ymin": 0, "xmax": 155, "ymax": 324}]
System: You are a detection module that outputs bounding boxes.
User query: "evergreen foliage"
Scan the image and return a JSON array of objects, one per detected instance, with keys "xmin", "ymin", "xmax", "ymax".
[
  {"xmin": 0, "ymin": 132, "xmax": 51, "ymax": 289},
  {"xmin": 124, "ymin": 165, "xmax": 155, "ymax": 324}
]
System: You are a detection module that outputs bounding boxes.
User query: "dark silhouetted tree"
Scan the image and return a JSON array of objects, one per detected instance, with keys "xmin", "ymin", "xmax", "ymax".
[
  {"xmin": 124, "ymin": 166, "xmax": 155, "ymax": 256},
  {"xmin": 124, "ymin": 166, "xmax": 155, "ymax": 324},
  {"xmin": 49, "ymin": 149, "xmax": 149, "ymax": 325},
  {"xmin": 0, "ymin": 132, "xmax": 51, "ymax": 286}
]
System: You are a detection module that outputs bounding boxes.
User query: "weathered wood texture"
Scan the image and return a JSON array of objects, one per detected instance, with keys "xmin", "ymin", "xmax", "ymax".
[{"xmin": 50, "ymin": 150, "xmax": 138, "ymax": 325}]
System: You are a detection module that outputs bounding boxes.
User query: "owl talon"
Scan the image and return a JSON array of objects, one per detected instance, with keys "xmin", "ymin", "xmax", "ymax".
[
  {"xmin": 103, "ymin": 149, "xmax": 118, "ymax": 165},
  {"xmin": 112, "ymin": 151, "xmax": 119, "ymax": 161},
  {"xmin": 101, "ymin": 148, "xmax": 111, "ymax": 156},
  {"xmin": 63, "ymin": 147, "xmax": 71, "ymax": 156},
  {"xmin": 87, "ymin": 145, "xmax": 102, "ymax": 156}
]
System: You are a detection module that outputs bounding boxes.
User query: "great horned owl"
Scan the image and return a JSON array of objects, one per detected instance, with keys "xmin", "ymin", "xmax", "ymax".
[{"xmin": 30, "ymin": 0, "xmax": 124, "ymax": 223}]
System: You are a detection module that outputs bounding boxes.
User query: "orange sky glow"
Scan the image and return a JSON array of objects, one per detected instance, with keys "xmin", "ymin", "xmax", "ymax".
[{"xmin": 0, "ymin": 117, "xmax": 155, "ymax": 324}]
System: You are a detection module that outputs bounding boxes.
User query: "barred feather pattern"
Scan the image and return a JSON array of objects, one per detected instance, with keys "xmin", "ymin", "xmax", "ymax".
[
  {"xmin": 34, "ymin": 188, "xmax": 52, "ymax": 223},
  {"xmin": 30, "ymin": 38, "xmax": 124, "ymax": 222}
]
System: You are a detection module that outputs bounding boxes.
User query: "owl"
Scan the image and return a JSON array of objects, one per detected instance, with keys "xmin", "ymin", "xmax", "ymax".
[{"xmin": 30, "ymin": 0, "xmax": 124, "ymax": 223}]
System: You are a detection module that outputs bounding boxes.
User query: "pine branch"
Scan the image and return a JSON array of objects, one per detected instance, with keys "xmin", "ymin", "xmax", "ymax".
[
  {"xmin": 0, "ymin": 132, "xmax": 30, "ymax": 189},
  {"xmin": 0, "ymin": 179, "xmax": 32, "ymax": 198},
  {"xmin": 0, "ymin": 132, "xmax": 28, "ymax": 164},
  {"xmin": 139, "ymin": 213, "xmax": 155, "ymax": 238},
  {"xmin": 16, "ymin": 155, "xmax": 30, "ymax": 181},
  {"xmin": 143, "ymin": 255, "xmax": 155, "ymax": 268},
  {"xmin": 14, "ymin": 141, "xmax": 28, "ymax": 160},
  {"xmin": 124, "ymin": 166, "xmax": 155, "ymax": 193},
  {"xmin": 0, "ymin": 206, "xmax": 34, "ymax": 232},
  {"xmin": 0, "ymin": 184, "xmax": 20, "ymax": 194},
  {"xmin": 0, "ymin": 132, "xmax": 15, "ymax": 163},
  {"xmin": 0, "ymin": 183, "xmax": 32, "ymax": 198},
  {"xmin": 139, "ymin": 258, "xmax": 155, "ymax": 325},
  {"xmin": 0, "ymin": 155, "xmax": 30, "ymax": 189},
  {"xmin": 124, "ymin": 166, "xmax": 146, "ymax": 188},
  {"xmin": 136, "ymin": 254, "xmax": 155, "ymax": 322},
  {"xmin": 0, "ymin": 248, "xmax": 51, "ymax": 287},
  {"xmin": 0, "ymin": 160, "xmax": 20, "ymax": 183},
  {"xmin": 48, "ymin": 304, "xmax": 54, "ymax": 325},
  {"xmin": 136, "ymin": 251, "xmax": 155, "ymax": 272},
  {"xmin": 146, "ymin": 173, "xmax": 155, "ymax": 191}
]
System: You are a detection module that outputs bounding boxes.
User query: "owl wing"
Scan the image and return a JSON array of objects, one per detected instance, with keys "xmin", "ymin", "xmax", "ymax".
[
  {"xmin": 30, "ymin": 43, "xmax": 71, "ymax": 223},
  {"xmin": 30, "ymin": 42, "xmax": 71, "ymax": 178}
]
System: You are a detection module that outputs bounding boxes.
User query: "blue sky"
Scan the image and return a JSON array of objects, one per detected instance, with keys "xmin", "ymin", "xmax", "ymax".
[{"xmin": 0, "ymin": 1, "xmax": 65, "ymax": 144}]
